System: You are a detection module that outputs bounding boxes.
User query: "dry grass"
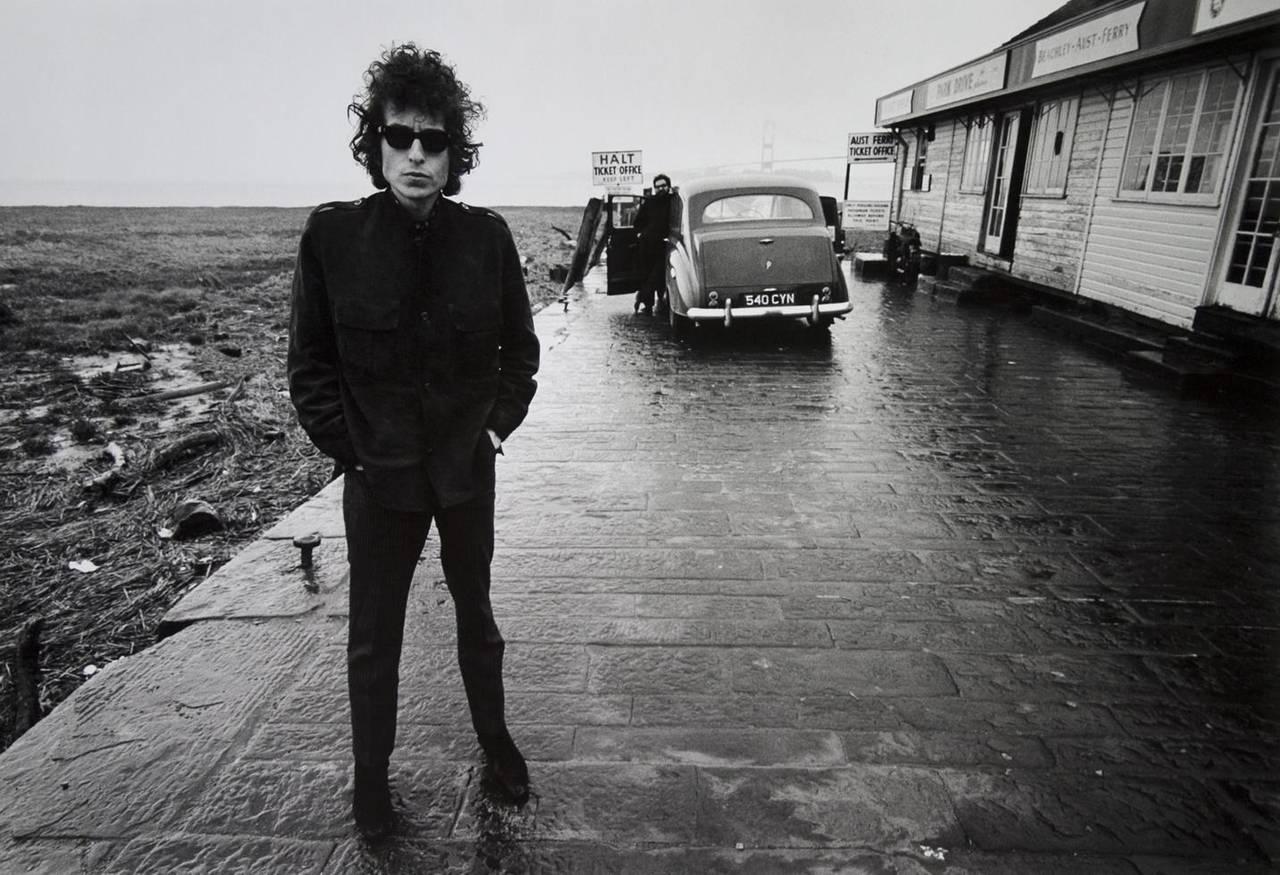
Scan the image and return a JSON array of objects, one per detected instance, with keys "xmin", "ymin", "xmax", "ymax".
[{"xmin": 0, "ymin": 202, "xmax": 584, "ymax": 751}]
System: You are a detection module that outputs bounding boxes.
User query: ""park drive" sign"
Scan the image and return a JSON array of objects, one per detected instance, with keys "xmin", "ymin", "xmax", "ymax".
[{"xmin": 592, "ymin": 150, "xmax": 643, "ymax": 187}]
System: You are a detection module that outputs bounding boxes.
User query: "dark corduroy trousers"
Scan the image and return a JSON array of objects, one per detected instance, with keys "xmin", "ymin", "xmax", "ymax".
[{"xmin": 342, "ymin": 473, "xmax": 507, "ymax": 784}]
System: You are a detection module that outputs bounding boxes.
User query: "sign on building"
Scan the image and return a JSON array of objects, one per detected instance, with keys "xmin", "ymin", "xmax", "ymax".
[
  {"xmin": 1193, "ymin": 0, "xmax": 1280, "ymax": 32},
  {"xmin": 842, "ymin": 200, "xmax": 891, "ymax": 230},
  {"xmin": 592, "ymin": 150, "xmax": 643, "ymax": 187},
  {"xmin": 876, "ymin": 89, "xmax": 914, "ymax": 125},
  {"xmin": 1032, "ymin": 2, "xmax": 1143, "ymax": 78},
  {"xmin": 847, "ymin": 132, "xmax": 898, "ymax": 164},
  {"xmin": 926, "ymin": 54, "xmax": 1008, "ymax": 109}
]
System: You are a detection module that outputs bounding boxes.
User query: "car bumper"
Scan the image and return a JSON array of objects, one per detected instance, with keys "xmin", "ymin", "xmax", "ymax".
[{"xmin": 686, "ymin": 300, "xmax": 853, "ymax": 325}]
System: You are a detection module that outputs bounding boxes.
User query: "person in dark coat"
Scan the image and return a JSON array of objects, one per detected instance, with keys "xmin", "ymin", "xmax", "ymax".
[
  {"xmin": 287, "ymin": 43, "xmax": 540, "ymax": 840},
  {"xmin": 632, "ymin": 173, "xmax": 673, "ymax": 314}
]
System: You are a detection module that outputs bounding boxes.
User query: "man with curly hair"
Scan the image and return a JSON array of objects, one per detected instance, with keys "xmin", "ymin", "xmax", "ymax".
[{"xmin": 287, "ymin": 44, "xmax": 540, "ymax": 839}]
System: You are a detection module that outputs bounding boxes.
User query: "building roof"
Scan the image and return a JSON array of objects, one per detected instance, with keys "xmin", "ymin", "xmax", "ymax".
[
  {"xmin": 997, "ymin": 0, "xmax": 1116, "ymax": 48},
  {"xmin": 874, "ymin": 0, "xmax": 1280, "ymax": 127}
]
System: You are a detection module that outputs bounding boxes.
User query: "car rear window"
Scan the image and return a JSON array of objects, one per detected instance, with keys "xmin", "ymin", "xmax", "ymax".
[{"xmin": 701, "ymin": 194, "xmax": 814, "ymax": 223}]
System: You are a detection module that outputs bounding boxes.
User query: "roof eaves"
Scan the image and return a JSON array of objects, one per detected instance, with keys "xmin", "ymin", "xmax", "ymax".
[{"xmin": 997, "ymin": 0, "xmax": 1120, "ymax": 48}]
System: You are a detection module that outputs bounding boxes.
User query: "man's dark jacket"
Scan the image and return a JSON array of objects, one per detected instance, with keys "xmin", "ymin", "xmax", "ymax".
[
  {"xmin": 288, "ymin": 190, "xmax": 540, "ymax": 511},
  {"xmin": 633, "ymin": 190, "xmax": 672, "ymax": 242}
]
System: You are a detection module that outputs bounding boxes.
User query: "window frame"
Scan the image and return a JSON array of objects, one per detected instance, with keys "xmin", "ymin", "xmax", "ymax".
[
  {"xmin": 699, "ymin": 193, "xmax": 816, "ymax": 224},
  {"xmin": 960, "ymin": 115, "xmax": 994, "ymax": 194},
  {"xmin": 909, "ymin": 130, "xmax": 930, "ymax": 191},
  {"xmin": 1117, "ymin": 65, "xmax": 1244, "ymax": 206},
  {"xmin": 1022, "ymin": 95, "xmax": 1079, "ymax": 198}
]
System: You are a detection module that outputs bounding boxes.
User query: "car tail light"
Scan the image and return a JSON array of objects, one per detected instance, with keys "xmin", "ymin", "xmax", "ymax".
[
  {"xmin": 820, "ymin": 286, "xmax": 831, "ymax": 302},
  {"xmin": 707, "ymin": 290, "xmax": 720, "ymax": 306}
]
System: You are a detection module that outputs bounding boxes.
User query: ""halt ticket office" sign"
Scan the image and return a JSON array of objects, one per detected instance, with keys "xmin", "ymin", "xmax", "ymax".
[{"xmin": 592, "ymin": 150, "xmax": 643, "ymax": 187}]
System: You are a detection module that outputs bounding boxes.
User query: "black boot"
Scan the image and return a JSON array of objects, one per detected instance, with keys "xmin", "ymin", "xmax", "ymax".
[
  {"xmin": 353, "ymin": 766, "xmax": 395, "ymax": 840},
  {"xmin": 479, "ymin": 729, "xmax": 530, "ymax": 806}
]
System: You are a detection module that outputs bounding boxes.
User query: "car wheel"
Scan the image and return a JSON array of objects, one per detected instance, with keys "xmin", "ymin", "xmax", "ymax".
[{"xmin": 669, "ymin": 305, "xmax": 689, "ymax": 339}]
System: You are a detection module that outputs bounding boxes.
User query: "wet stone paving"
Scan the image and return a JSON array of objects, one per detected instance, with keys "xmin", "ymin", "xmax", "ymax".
[{"xmin": 1, "ymin": 267, "xmax": 1278, "ymax": 873}]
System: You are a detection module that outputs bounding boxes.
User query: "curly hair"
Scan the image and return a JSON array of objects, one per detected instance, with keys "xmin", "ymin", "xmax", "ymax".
[{"xmin": 348, "ymin": 44, "xmax": 485, "ymax": 196}]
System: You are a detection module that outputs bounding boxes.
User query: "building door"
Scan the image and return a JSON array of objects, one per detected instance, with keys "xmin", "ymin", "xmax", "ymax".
[
  {"xmin": 1215, "ymin": 62, "xmax": 1280, "ymax": 320},
  {"xmin": 981, "ymin": 110, "xmax": 1028, "ymax": 258}
]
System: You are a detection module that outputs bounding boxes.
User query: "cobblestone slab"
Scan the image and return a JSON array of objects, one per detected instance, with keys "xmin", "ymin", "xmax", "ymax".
[
  {"xmin": 889, "ymin": 697, "xmax": 1124, "ymax": 736},
  {"xmin": 939, "ymin": 653, "xmax": 1171, "ymax": 702},
  {"xmin": 1046, "ymin": 735, "xmax": 1280, "ymax": 779},
  {"xmin": 573, "ymin": 727, "xmax": 846, "ymax": 767},
  {"xmin": 494, "ymin": 546, "xmax": 767, "ymax": 580},
  {"xmin": 942, "ymin": 769, "xmax": 1267, "ymax": 859},
  {"xmin": 261, "ymin": 475, "xmax": 346, "ymax": 540},
  {"xmin": 695, "ymin": 765, "xmax": 962, "ymax": 851},
  {"xmin": 843, "ymin": 729, "xmax": 1053, "ymax": 769},
  {"xmin": 183, "ymin": 757, "xmax": 467, "ymax": 839},
  {"xmin": 457, "ymin": 763, "xmax": 701, "ymax": 845},
  {"xmin": 729, "ymin": 648, "xmax": 956, "ymax": 697},
  {"xmin": 160, "ymin": 537, "xmax": 347, "ymax": 624},
  {"xmin": 502, "ymin": 616, "xmax": 835, "ymax": 647},
  {"xmin": 0, "ymin": 621, "xmax": 316, "ymax": 838},
  {"xmin": 0, "ymin": 839, "xmax": 107, "ymax": 873},
  {"xmin": 630, "ymin": 694, "xmax": 806, "ymax": 729},
  {"xmin": 325, "ymin": 840, "xmax": 950, "ymax": 873},
  {"xmin": 242, "ymin": 721, "xmax": 574, "ymax": 764},
  {"xmin": 587, "ymin": 646, "xmax": 731, "ymax": 695},
  {"xmin": 96, "ymin": 835, "xmax": 335, "ymax": 873}
]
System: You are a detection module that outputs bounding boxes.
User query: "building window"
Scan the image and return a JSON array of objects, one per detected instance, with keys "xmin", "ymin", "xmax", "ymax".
[
  {"xmin": 1023, "ymin": 96, "xmax": 1078, "ymax": 197},
  {"xmin": 960, "ymin": 117, "xmax": 993, "ymax": 193},
  {"xmin": 1120, "ymin": 67, "xmax": 1242, "ymax": 201},
  {"xmin": 909, "ymin": 130, "xmax": 930, "ymax": 190}
]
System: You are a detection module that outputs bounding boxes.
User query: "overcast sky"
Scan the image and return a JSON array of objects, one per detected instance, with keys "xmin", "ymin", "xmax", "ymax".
[{"xmin": 0, "ymin": 0, "xmax": 1066, "ymax": 207}]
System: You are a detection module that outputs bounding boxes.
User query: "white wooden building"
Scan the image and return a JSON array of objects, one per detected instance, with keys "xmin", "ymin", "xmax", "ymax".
[{"xmin": 876, "ymin": 0, "xmax": 1280, "ymax": 331}]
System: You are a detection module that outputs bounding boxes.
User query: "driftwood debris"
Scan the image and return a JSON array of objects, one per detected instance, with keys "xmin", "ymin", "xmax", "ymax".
[
  {"xmin": 166, "ymin": 497, "xmax": 224, "ymax": 539},
  {"xmin": 12, "ymin": 617, "xmax": 44, "ymax": 740},
  {"xmin": 150, "ymin": 429, "xmax": 222, "ymax": 471},
  {"xmin": 120, "ymin": 379, "xmax": 233, "ymax": 406},
  {"xmin": 550, "ymin": 225, "xmax": 573, "ymax": 241},
  {"xmin": 124, "ymin": 335, "xmax": 153, "ymax": 361},
  {"xmin": 82, "ymin": 442, "xmax": 129, "ymax": 493},
  {"xmin": 224, "ymin": 375, "xmax": 249, "ymax": 404}
]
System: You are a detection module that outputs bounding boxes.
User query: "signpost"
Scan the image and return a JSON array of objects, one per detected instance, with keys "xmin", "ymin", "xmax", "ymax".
[
  {"xmin": 843, "ymin": 131, "xmax": 899, "ymax": 239},
  {"xmin": 591, "ymin": 150, "xmax": 643, "ymax": 188},
  {"xmin": 846, "ymin": 132, "xmax": 898, "ymax": 164}
]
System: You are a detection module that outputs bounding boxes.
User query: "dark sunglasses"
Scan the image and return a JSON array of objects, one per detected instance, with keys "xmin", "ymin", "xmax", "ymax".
[{"xmin": 379, "ymin": 125, "xmax": 450, "ymax": 153}]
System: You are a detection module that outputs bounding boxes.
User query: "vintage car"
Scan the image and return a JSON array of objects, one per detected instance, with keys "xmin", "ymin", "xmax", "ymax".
[{"xmin": 658, "ymin": 175, "xmax": 852, "ymax": 334}]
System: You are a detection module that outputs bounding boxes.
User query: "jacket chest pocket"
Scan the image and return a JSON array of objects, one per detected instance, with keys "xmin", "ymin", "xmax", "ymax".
[
  {"xmin": 333, "ymin": 298, "xmax": 400, "ymax": 383},
  {"xmin": 450, "ymin": 305, "xmax": 500, "ymax": 378}
]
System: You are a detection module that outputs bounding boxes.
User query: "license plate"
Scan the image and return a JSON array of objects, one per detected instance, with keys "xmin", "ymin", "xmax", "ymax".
[{"xmin": 740, "ymin": 291, "xmax": 796, "ymax": 307}]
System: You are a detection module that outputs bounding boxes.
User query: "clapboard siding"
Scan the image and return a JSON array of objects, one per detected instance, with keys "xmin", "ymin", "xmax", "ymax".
[
  {"xmin": 939, "ymin": 119, "xmax": 983, "ymax": 252},
  {"xmin": 898, "ymin": 122, "xmax": 960, "ymax": 250},
  {"xmin": 1006, "ymin": 90, "xmax": 1107, "ymax": 293},
  {"xmin": 1076, "ymin": 86, "xmax": 1224, "ymax": 329},
  {"xmin": 890, "ymin": 69, "xmax": 1238, "ymax": 328},
  {"xmin": 942, "ymin": 192, "xmax": 984, "ymax": 252}
]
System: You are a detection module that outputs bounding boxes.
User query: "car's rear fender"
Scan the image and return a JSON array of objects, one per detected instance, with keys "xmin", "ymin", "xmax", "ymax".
[{"xmin": 667, "ymin": 238, "xmax": 702, "ymax": 317}]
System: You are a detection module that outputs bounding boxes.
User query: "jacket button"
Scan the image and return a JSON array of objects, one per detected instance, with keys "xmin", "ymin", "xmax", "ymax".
[{"xmin": 419, "ymin": 311, "xmax": 430, "ymax": 322}]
